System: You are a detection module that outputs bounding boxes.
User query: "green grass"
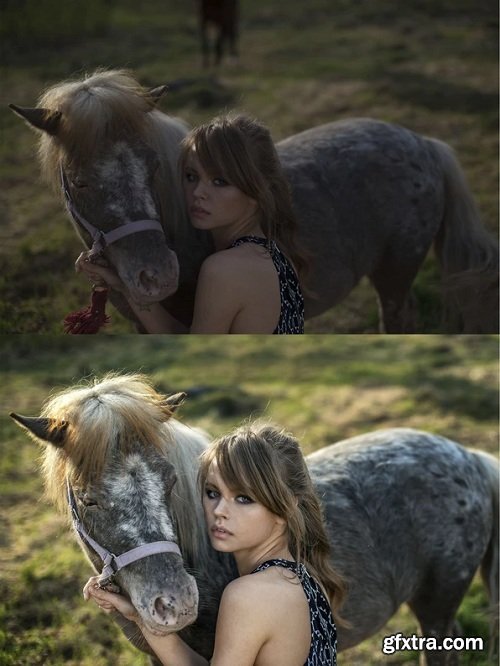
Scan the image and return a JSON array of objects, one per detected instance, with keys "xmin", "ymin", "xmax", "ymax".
[
  {"xmin": 0, "ymin": 0, "xmax": 497, "ymax": 332},
  {"xmin": 0, "ymin": 336, "xmax": 498, "ymax": 664}
]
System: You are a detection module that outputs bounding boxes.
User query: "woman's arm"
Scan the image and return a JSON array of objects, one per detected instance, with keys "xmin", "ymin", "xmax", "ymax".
[
  {"xmin": 127, "ymin": 300, "xmax": 187, "ymax": 333},
  {"xmin": 75, "ymin": 251, "xmax": 243, "ymax": 334}
]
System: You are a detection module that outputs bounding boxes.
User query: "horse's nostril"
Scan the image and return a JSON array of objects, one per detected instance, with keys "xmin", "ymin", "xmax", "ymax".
[
  {"xmin": 152, "ymin": 595, "xmax": 195, "ymax": 627},
  {"xmin": 154, "ymin": 597, "xmax": 168, "ymax": 616},
  {"xmin": 138, "ymin": 269, "xmax": 163, "ymax": 295},
  {"xmin": 139, "ymin": 269, "xmax": 158, "ymax": 289},
  {"xmin": 153, "ymin": 596, "xmax": 178, "ymax": 625}
]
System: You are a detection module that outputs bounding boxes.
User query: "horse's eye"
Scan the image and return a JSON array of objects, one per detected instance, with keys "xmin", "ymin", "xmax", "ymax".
[
  {"xmin": 71, "ymin": 176, "xmax": 88, "ymax": 189},
  {"xmin": 77, "ymin": 492, "xmax": 98, "ymax": 507}
]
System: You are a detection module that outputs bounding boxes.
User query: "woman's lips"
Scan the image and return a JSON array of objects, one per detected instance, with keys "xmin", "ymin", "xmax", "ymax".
[
  {"xmin": 211, "ymin": 525, "xmax": 232, "ymax": 539},
  {"xmin": 190, "ymin": 205, "xmax": 209, "ymax": 218}
]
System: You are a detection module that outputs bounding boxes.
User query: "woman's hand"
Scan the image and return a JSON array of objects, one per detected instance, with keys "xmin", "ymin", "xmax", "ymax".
[
  {"xmin": 83, "ymin": 576, "xmax": 140, "ymax": 624},
  {"xmin": 75, "ymin": 251, "xmax": 127, "ymax": 293}
]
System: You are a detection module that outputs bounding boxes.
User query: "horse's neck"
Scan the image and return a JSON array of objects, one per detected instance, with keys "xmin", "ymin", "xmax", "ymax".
[
  {"xmin": 165, "ymin": 421, "xmax": 237, "ymax": 587},
  {"xmin": 151, "ymin": 111, "xmax": 213, "ymax": 282}
]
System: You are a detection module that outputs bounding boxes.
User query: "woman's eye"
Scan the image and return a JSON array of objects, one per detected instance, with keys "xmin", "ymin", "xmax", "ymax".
[
  {"xmin": 185, "ymin": 171, "xmax": 197, "ymax": 183},
  {"xmin": 206, "ymin": 488, "xmax": 219, "ymax": 499},
  {"xmin": 213, "ymin": 178, "xmax": 228, "ymax": 187},
  {"xmin": 236, "ymin": 495, "xmax": 254, "ymax": 504}
]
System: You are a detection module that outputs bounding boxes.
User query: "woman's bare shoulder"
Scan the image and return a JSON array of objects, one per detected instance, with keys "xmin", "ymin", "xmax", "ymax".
[
  {"xmin": 221, "ymin": 568, "xmax": 301, "ymax": 612},
  {"xmin": 202, "ymin": 243, "xmax": 270, "ymax": 273}
]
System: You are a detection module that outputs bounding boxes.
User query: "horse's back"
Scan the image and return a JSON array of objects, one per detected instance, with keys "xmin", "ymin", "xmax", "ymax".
[
  {"xmin": 277, "ymin": 119, "xmax": 445, "ymax": 316},
  {"xmin": 308, "ymin": 427, "xmax": 491, "ymax": 505},
  {"xmin": 307, "ymin": 428, "xmax": 496, "ymax": 648},
  {"xmin": 308, "ymin": 427, "xmax": 494, "ymax": 562}
]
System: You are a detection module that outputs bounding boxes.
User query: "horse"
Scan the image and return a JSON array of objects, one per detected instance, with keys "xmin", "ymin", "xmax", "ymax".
[
  {"xmin": 9, "ymin": 69, "xmax": 499, "ymax": 332},
  {"xmin": 10, "ymin": 373, "xmax": 499, "ymax": 665},
  {"xmin": 199, "ymin": 0, "xmax": 239, "ymax": 67}
]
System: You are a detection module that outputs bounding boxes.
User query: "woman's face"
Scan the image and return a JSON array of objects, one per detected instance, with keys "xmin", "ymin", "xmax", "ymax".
[
  {"xmin": 202, "ymin": 461, "xmax": 286, "ymax": 558},
  {"xmin": 183, "ymin": 149, "xmax": 259, "ymax": 240}
]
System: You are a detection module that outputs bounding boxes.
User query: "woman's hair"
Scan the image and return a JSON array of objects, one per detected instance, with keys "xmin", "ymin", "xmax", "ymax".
[
  {"xmin": 179, "ymin": 113, "xmax": 309, "ymax": 278},
  {"xmin": 198, "ymin": 422, "xmax": 346, "ymax": 619}
]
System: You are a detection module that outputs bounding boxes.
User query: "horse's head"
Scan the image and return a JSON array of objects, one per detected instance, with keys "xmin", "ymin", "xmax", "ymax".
[
  {"xmin": 10, "ymin": 374, "xmax": 209, "ymax": 636},
  {"xmin": 10, "ymin": 70, "xmax": 194, "ymax": 305}
]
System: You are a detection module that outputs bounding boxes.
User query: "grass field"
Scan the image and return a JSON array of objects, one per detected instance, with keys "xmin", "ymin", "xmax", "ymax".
[
  {"xmin": 0, "ymin": 0, "xmax": 498, "ymax": 332},
  {"xmin": 0, "ymin": 335, "xmax": 498, "ymax": 665}
]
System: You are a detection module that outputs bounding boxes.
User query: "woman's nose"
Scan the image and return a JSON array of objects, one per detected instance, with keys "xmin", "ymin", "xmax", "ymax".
[
  {"xmin": 213, "ymin": 498, "xmax": 229, "ymax": 517},
  {"xmin": 194, "ymin": 180, "xmax": 208, "ymax": 199}
]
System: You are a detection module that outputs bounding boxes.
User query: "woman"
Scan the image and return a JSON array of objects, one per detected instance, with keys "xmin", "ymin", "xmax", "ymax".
[
  {"xmin": 84, "ymin": 424, "xmax": 344, "ymax": 665},
  {"xmin": 76, "ymin": 114, "xmax": 306, "ymax": 333}
]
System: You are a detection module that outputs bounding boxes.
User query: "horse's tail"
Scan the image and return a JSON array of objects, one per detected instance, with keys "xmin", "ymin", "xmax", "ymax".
[
  {"xmin": 474, "ymin": 450, "xmax": 499, "ymax": 659},
  {"xmin": 425, "ymin": 138, "xmax": 499, "ymax": 332}
]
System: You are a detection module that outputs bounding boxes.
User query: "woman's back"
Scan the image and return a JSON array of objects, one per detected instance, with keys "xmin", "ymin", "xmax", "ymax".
[
  {"xmin": 229, "ymin": 236, "xmax": 304, "ymax": 334},
  {"xmin": 252, "ymin": 560, "xmax": 337, "ymax": 666},
  {"xmin": 211, "ymin": 560, "xmax": 336, "ymax": 666},
  {"xmin": 193, "ymin": 237, "xmax": 304, "ymax": 334},
  {"xmin": 212, "ymin": 565, "xmax": 311, "ymax": 665}
]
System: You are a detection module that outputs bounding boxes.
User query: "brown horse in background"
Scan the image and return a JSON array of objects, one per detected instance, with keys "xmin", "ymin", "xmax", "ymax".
[{"xmin": 199, "ymin": 0, "xmax": 239, "ymax": 67}]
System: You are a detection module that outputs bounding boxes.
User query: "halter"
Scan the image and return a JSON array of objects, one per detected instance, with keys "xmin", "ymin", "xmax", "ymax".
[
  {"xmin": 60, "ymin": 166, "xmax": 164, "ymax": 257},
  {"xmin": 66, "ymin": 480, "xmax": 182, "ymax": 586}
]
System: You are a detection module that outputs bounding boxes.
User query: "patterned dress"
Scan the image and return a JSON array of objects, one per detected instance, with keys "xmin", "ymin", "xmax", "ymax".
[
  {"xmin": 230, "ymin": 236, "xmax": 304, "ymax": 334},
  {"xmin": 251, "ymin": 558, "xmax": 337, "ymax": 665}
]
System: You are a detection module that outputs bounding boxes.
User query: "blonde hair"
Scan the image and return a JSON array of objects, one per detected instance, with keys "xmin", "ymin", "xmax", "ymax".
[
  {"xmin": 179, "ymin": 113, "xmax": 309, "ymax": 278},
  {"xmin": 198, "ymin": 423, "xmax": 346, "ymax": 619}
]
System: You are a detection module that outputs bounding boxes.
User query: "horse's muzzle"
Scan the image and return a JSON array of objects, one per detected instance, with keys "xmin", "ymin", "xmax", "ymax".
[{"xmin": 123, "ymin": 248, "xmax": 180, "ymax": 304}]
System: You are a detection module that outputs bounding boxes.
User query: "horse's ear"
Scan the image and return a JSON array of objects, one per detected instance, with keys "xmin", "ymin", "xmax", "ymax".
[
  {"xmin": 9, "ymin": 413, "xmax": 68, "ymax": 447},
  {"xmin": 162, "ymin": 392, "xmax": 187, "ymax": 414},
  {"xmin": 9, "ymin": 104, "xmax": 62, "ymax": 136},
  {"xmin": 148, "ymin": 85, "xmax": 168, "ymax": 107}
]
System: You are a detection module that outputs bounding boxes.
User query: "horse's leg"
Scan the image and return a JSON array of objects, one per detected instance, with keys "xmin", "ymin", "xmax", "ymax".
[
  {"xmin": 228, "ymin": 1, "xmax": 239, "ymax": 57},
  {"xmin": 214, "ymin": 27, "xmax": 224, "ymax": 65},
  {"xmin": 408, "ymin": 583, "xmax": 470, "ymax": 666},
  {"xmin": 369, "ymin": 260, "xmax": 420, "ymax": 333},
  {"xmin": 200, "ymin": 19, "xmax": 210, "ymax": 67}
]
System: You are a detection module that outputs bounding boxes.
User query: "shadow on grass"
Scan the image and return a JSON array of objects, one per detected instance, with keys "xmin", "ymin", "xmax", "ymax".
[
  {"xmin": 380, "ymin": 71, "xmax": 499, "ymax": 116},
  {"xmin": 1, "ymin": 336, "xmax": 497, "ymax": 427}
]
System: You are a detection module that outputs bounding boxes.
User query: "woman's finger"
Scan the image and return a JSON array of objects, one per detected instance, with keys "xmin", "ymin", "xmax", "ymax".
[
  {"xmin": 83, "ymin": 576, "xmax": 139, "ymax": 621},
  {"xmin": 83, "ymin": 575, "xmax": 101, "ymax": 601},
  {"xmin": 74, "ymin": 254, "xmax": 126, "ymax": 292},
  {"xmin": 75, "ymin": 251, "xmax": 91, "ymax": 273}
]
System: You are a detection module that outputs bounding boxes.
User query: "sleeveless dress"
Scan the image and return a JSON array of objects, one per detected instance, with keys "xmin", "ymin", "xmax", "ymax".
[
  {"xmin": 230, "ymin": 236, "xmax": 304, "ymax": 334},
  {"xmin": 251, "ymin": 558, "xmax": 337, "ymax": 666}
]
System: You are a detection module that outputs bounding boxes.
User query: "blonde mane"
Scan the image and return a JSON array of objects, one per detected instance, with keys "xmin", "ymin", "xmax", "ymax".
[
  {"xmin": 37, "ymin": 69, "xmax": 192, "ymax": 246},
  {"xmin": 40, "ymin": 372, "xmax": 211, "ymax": 564}
]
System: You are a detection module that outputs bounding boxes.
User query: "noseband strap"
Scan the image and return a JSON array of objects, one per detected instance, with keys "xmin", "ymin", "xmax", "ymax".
[
  {"xmin": 60, "ymin": 166, "xmax": 164, "ymax": 257},
  {"xmin": 67, "ymin": 480, "xmax": 181, "ymax": 585}
]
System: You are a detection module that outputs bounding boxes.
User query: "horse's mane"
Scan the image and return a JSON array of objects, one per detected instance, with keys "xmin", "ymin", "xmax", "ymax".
[
  {"xmin": 37, "ymin": 69, "xmax": 193, "ymax": 248},
  {"xmin": 40, "ymin": 372, "xmax": 211, "ymax": 564}
]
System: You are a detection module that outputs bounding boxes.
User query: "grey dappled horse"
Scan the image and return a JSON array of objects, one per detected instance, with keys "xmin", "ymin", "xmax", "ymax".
[
  {"xmin": 10, "ymin": 70, "xmax": 499, "ymax": 332},
  {"xmin": 10, "ymin": 374, "xmax": 499, "ymax": 665}
]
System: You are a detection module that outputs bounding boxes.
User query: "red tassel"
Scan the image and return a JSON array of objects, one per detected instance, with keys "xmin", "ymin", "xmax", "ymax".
[{"xmin": 64, "ymin": 288, "xmax": 110, "ymax": 334}]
